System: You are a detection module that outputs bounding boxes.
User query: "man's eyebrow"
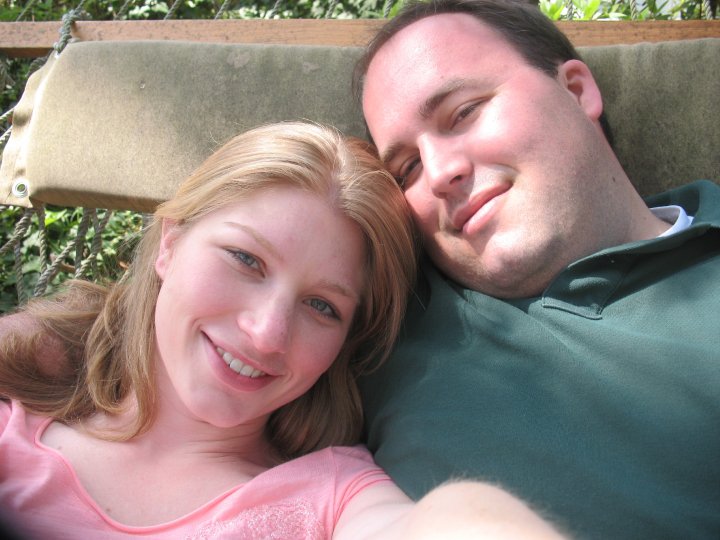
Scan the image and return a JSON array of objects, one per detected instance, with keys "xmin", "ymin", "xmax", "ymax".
[
  {"xmin": 418, "ymin": 78, "xmax": 472, "ymax": 120},
  {"xmin": 380, "ymin": 142, "xmax": 404, "ymax": 169}
]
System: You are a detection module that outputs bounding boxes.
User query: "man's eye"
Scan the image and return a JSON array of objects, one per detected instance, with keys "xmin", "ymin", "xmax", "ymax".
[
  {"xmin": 453, "ymin": 101, "xmax": 482, "ymax": 127},
  {"xmin": 307, "ymin": 298, "xmax": 339, "ymax": 320},
  {"xmin": 396, "ymin": 158, "xmax": 421, "ymax": 189}
]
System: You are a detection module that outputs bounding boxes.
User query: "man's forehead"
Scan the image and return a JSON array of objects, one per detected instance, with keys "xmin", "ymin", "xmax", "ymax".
[
  {"xmin": 362, "ymin": 12, "xmax": 534, "ymax": 166},
  {"xmin": 362, "ymin": 13, "xmax": 510, "ymax": 134},
  {"xmin": 374, "ymin": 12, "xmax": 501, "ymax": 58},
  {"xmin": 365, "ymin": 13, "xmax": 513, "ymax": 93}
]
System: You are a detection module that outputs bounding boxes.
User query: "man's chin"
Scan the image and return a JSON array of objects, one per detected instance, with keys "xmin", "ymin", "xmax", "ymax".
[{"xmin": 434, "ymin": 250, "xmax": 549, "ymax": 299}]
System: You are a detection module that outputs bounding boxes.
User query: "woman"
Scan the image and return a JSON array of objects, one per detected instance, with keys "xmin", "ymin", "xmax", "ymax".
[{"xmin": 0, "ymin": 122, "xmax": 564, "ymax": 539}]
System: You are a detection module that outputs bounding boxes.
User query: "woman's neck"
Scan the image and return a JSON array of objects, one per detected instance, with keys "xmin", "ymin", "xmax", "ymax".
[{"xmin": 84, "ymin": 392, "xmax": 281, "ymax": 469}]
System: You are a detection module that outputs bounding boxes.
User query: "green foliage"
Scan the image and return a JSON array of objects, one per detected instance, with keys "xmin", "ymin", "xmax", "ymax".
[
  {"xmin": 0, "ymin": 206, "xmax": 143, "ymax": 312},
  {"xmin": 539, "ymin": 0, "xmax": 566, "ymax": 20},
  {"xmin": 0, "ymin": 0, "xmax": 399, "ymax": 21},
  {"xmin": 539, "ymin": 0, "xmax": 704, "ymax": 20}
]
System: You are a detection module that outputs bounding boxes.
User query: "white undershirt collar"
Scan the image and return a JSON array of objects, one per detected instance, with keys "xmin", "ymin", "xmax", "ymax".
[{"xmin": 651, "ymin": 205, "xmax": 694, "ymax": 237}]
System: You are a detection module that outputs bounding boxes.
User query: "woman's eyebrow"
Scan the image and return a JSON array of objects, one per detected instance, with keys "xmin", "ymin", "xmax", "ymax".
[
  {"xmin": 316, "ymin": 279, "xmax": 360, "ymax": 302},
  {"xmin": 224, "ymin": 221, "xmax": 359, "ymax": 301},
  {"xmin": 224, "ymin": 222, "xmax": 282, "ymax": 261}
]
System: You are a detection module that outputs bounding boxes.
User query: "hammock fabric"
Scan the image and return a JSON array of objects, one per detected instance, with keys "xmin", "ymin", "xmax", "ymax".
[{"xmin": 0, "ymin": 0, "xmax": 718, "ymax": 308}]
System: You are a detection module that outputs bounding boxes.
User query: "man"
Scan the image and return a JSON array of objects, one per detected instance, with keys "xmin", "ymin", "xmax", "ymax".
[{"xmin": 354, "ymin": 1, "xmax": 719, "ymax": 539}]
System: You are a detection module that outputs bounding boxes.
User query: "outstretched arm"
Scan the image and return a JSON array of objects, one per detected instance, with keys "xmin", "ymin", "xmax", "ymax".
[{"xmin": 334, "ymin": 480, "xmax": 567, "ymax": 540}]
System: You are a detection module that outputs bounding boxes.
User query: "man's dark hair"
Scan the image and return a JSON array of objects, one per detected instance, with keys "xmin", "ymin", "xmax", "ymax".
[{"xmin": 353, "ymin": 0, "xmax": 613, "ymax": 144}]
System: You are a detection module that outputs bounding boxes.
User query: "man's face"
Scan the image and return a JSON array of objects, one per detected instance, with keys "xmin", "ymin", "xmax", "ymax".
[{"xmin": 362, "ymin": 13, "xmax": 609, "ymax": 298}]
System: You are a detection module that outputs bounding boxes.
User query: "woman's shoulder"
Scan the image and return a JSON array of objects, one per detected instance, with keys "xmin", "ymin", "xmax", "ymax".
[
  {"xmin": 324, "ymin": 445, "xmax": 382, "ymax": 473},
  {"xmin": 205, "ymin": 445, "xmax": 391, "ymax": 539},
  {"xmin": 274, "ymin": 445, "xmax": 381, "ymax": 478},
  {"xmin": 244, "ymin": 444, "xmax": 388, "ymax": 501},
  {"xmin": 0, "ymin": 399, "xmax": 51, "ymax": 437},
  {"xmin": 313, "ymin": 444, "xmax": 376, "ymax": 462}
]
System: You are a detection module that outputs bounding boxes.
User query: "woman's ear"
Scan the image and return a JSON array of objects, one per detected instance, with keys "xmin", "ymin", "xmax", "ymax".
[
  {"xmin": 155, "ymin": 219, "xmax": 180, "ymax": 280},
  {"xmin": 557, "ymin": 59, "xmax": 604, "ymax": 121}
]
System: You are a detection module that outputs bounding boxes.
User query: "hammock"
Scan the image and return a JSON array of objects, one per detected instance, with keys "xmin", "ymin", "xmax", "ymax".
[
  {"xmin": 0, "ymin": 0, "xmax": 719, "ymax": 311},
  {"xmin": 0, "ymin": 0, "xmax": 396, "ymax": 310}
]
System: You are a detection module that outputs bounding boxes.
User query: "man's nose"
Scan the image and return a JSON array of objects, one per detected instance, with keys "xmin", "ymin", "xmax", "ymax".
[
  {"xmin": 238, "ymin": 296, "xmax": 291, "ymax": 355},
  {"xmin": 419, "ymin": 136, "xmax": 471, "ymax": 198}
]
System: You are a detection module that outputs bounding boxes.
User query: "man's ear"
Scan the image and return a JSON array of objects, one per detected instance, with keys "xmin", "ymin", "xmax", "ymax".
[
  {"xmin": 155, "ymin": 219, "xmax": 180, "ymax": 280},
  {"xmin": 557, "ymin": 59, "xmax": 603, "ymax": 121}
]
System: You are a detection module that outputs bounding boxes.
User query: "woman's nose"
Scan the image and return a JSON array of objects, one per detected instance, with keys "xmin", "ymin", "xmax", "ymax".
[{"xmin": 237, "ymin": 296, "xmax": 291, "ymax": 355}]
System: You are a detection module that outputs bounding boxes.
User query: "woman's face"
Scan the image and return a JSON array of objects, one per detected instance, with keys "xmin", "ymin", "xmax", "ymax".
[{"xmin": 153, "ymin": 185, "xmax": 366, "ymax": 429}]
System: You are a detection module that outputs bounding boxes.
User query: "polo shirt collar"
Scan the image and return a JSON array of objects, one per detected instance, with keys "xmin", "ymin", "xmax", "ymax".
[{"xmin": 538, "ymin": 181, "xmax": 720, "ymax": 318}]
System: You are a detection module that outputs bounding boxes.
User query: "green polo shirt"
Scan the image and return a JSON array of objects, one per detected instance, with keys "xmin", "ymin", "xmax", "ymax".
[{"xmin": 360, "ymin": 180, "xmax": 720, "ymax": 540}]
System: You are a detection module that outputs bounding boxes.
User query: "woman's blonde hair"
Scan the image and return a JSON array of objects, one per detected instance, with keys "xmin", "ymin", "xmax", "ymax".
[{"xmin": 1, "ymin": 122, "xmax": 417, "ymax": 459}]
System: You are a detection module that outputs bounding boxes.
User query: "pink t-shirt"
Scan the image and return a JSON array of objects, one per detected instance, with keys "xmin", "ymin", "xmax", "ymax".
[{"xmin": 0, "ymin": 400, "xmax": 391, "ymax": 539}]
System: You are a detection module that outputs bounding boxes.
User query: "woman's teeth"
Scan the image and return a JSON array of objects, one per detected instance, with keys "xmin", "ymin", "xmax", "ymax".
[{"xmin": 216, "ymin": 347, "xmax": 266, "ymax": 378}]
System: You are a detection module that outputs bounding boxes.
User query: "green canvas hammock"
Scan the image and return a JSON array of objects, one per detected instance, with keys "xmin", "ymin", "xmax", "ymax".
[{"xmin": 0, "ymin": 0, "xmax": 719, "ymax": 310}]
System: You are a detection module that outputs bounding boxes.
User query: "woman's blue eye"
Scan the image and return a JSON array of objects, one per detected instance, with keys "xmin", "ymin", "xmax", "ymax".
[
  {"xmin": 307, "ymin": 298, "xmax": 339, "ymax": 319},
  {"xmin": 231, "ymin": 250, "xmax": 260, "ymax": 270}
]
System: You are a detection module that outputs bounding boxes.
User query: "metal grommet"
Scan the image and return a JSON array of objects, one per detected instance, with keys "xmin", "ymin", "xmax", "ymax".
[{"xmin": 11, "ymin": 180, "xmax": 29, "ymax": 198}]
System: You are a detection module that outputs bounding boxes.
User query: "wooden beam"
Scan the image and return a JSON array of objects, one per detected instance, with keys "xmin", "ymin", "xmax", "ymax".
[
  {"xmin": 559, "ymin": 19, "xmax": 720, "ymax": 46},
  {"xmin": 1, "ymin": 19, "xmax": 719, "ymax": 58}
]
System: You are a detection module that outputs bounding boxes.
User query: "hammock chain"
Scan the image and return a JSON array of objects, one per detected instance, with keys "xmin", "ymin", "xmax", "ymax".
[
  {"xmin": 0, "ymin": 204, "xmax": 116, "ymax": 305},
  {"xmin": 14, "ymin": 242, "xmax": 25, "ymax": 303},
  {"xmin": 36, "ymin": 206, "xmax": 47, "ymax": 279},
  {"xmin": 629, "ymin": 0, "xmax": 640, "ymax": 20},
  {"xmin": 75, "ymin": 209, "xmax": 113, "ymax": 279},
  {"xmin": 29, "ymin": 208, "xmax": 112, "ymax": 298},
  {"xmin": 1, "ymin": 98, "xmax": 14, "ymax": 153},
  {"xmin": 114, "ymin": 0, "xmax": 135, "ymax": 20},
  {"xmin": 1, "ymin": 209, "xmax": 34, "ymax": 305},
  {"xmin": 267, "ymin": 0, "xmax": 284, "ymax": 19},
  {"xmin": 325, "ymin": 0, "xmax": 340, "ymax": 18},
  {"xmin": 55, "ymin": 2, "xmax": 89, "ymax": 56},
  {"xmin": 703, "ymin": 0, "xmax": 716, "ymax": 18},
  {"xmin": 383, "ymin": 0, "xmax": 396, "ymax": 18},
  {"xmin": 214, "ymin": 0, "xmax": 234, "ymax": 20},
  {"xmin": 164, "ymin": 0, "xmax": 183, "ymax": 20},
  {"xmin": 0, "ymin": 124, "xmax": 11, "ymax": 149},
  {"xmin": 14, "ymin": 0, "xmax": 39, "ymax": 21},
  {"xmin": 0, "ymin": 209, "xmax": 34, "ymax": 258}
]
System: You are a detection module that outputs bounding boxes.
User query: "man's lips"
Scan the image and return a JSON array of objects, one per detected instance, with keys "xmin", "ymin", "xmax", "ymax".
[{"xmin": 450, "ymin": 183, "xmax": 511, "ymax": 231}]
